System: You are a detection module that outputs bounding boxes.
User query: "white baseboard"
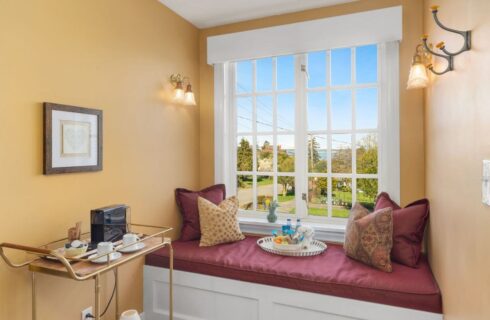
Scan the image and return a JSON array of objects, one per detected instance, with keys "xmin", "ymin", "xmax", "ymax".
[{"xmin": 143, "ymin": 266, "xmax": 442, "ymax": 320}]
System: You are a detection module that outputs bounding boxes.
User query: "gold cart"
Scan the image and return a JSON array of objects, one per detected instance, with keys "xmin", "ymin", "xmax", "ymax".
[{"xmin": 0, "ymin": 223, "xmax": 173, "ymax": 320}]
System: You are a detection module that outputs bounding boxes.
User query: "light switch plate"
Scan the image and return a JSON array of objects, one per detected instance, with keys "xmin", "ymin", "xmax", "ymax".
[{"xmin": 483, "ymin": 160, "xmax": 490, "ymax": 206}]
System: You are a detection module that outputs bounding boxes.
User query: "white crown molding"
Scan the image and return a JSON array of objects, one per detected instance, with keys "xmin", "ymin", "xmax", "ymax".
[{"xmin": 207, "ymin": 6, "xmax": 402, "ymax": 64}]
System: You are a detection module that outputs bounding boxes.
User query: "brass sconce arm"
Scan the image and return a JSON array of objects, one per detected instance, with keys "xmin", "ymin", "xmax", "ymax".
[
  {"xmin": 169, "ymin": 73, "xmax": 190, "ymax": 85},
  {"xmin": 421, "ymin": 36, "xmax": 453, "ymax": 75},
  {"xmin": 419, "ymin": 6, "xmax": 472, "ymax": 76},
  {"xmin": 430, "ymin": 6, "xmax": 471, "ymax": 56}
]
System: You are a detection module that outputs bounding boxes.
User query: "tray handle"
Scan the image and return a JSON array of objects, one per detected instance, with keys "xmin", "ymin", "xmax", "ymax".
[
  {"xmin": 0, "ymin": 242, "xmax": 52, "ymax": 269},
  {"xmin": 1, "ymin": 243, "xmax": 51, "ymax": 255}
]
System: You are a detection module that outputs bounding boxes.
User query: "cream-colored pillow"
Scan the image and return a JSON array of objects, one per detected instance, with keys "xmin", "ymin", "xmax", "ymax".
[{"xmin": 197, "ymin": 196, "xmax": 245, "ymax": 247}]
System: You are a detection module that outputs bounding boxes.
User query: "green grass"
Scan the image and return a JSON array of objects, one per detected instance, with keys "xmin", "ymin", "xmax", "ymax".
[
  {"xmin": 278, "ymin": 195, "xmax": 294, "ymax": 202},
  {"xmin": 308, "ymin": 207, "xmax": 350, "ymax": 218},
  {"xmin": 308, "ymin": 207, "xmax": 327, "ymax": 216},
  {"xmin": 332, "ymin": 208, "xmax": 350, "ymax": 218},
  {"xmin": 334, "ymin": 190, "xmax": 373, "ymax": 203}
]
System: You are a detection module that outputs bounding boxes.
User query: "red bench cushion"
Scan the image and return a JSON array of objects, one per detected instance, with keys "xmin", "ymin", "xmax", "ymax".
[{"xmin": 146, "ymin": 236, "xmax": 441, "ymax": 314}]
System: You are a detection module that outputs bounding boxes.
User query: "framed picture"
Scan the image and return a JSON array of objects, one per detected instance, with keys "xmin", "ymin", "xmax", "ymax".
[{"xmin": 43, "ymin": 102, "xmax": 103, "ymax": 175}]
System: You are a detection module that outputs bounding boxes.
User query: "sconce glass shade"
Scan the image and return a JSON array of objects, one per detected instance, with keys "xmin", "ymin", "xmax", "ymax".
[
  {"xmin": 120, "ymin": 310, "xmax": 141, "ymax": 320},
  {"xmin": 407, "ymin": 62, "xmax": 429, "ymax": 89},
  {"xmin": 173, "ymin": 81, "xmax": 185, "ymax": 103},
  {"xmin": 184, "ymin": 84, "xmax": 196, "ymax": 106}
]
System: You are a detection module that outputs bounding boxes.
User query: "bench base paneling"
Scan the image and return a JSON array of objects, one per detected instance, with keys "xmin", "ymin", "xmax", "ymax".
[{"xmin": 144, "ymin": 266, "xmax": 442, "ymax": 320}]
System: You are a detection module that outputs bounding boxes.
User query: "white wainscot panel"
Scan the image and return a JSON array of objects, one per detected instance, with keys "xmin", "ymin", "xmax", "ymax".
[
  {"xmin": 273, "ymin": 303, "xmax": 355, "ymax": 320},
  {"xmin": 144, "ymin": 266, "xmax": 442, "ymax": 320}
]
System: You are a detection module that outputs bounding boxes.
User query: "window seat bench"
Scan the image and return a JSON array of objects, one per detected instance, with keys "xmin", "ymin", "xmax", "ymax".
[{"xmin": 143, "ymin": 236, "xmax": 442, "ymax": 320}]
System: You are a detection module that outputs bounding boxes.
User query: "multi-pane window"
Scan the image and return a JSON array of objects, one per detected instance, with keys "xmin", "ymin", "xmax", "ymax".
[
  {"xmin": 236, "ymin": 56, "xmax": 297, "ymax": 215},
  {"xmin": 234, "ymin": 44, "xmax": 379, "ymax": 222}
]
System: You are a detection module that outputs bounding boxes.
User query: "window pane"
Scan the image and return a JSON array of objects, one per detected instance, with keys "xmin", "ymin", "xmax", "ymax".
[
  {"xmin": 331, "ymin": 48, "xmax": 351, "ymax": 86},
  {"xmin": 308, "ymin": 177, "xmax": 328, "ymax": 216},
  {"xmin": 331, "ymin": 90, "xmax": 352, "ymax": 130},
  {"xmin": 237, "ymin": 136, "xmax": 253, "ymax": 171},
  {"xmin": 356, "ymin": 44, "xmax": 377, "ymax": 84},
  {"xmin": 356, "ymin": 133, "xmax": 378, "ymax": 174},
  {"xmin": 277, "ymin": 135, "xmax": 294, "ymax": 173},
  {"xmin": 277, "ymin": 55, "xmax": 295, "ymax": 90},
  {"xmin": 257, "ymin": 175, "xmax": 273, "ymax": 212},
  {"xmin": 356, "ymin": 88, "xmax": 378, "ymax": 129},
  {"xmin": 307, "ymin": 92, "xmax": 327, "ymax": 131},
  {"xmin": 332, "ymin": 178, "xmax": 352, "ymax": 218},
  {"xmin": 256, "ymin": 95, "xmax": 273, "ymax": 132},
  {"xmin": 332, "ymin": 134, "xmax": 352, "ymax": 173},
  {"xmin": 277, "ymin": 93, "xmax": 295, "ymax": 132},
  {"xmin": 308, "ymin": 134, "xmax": 328, "ymax": 173},
  {"xmin": 237, "ymin": 175, "xmax": 253, "ymax": 210},
  {"xmin": 307, "ymin": 51, "xmax": 327, "ymax": 88},
  {"xmin": 257, "ymin": 135, "xmax": 273, "ymax": 172},
  {"xmin": 357, "ymin": 178, "xmax": 378, "ymax": 211},
  {"xmin": 236, "ymin": 97, "xmax": 253, "ymax": 133},
  {"xmin": 236, "ymin": 61, "xmax": 253, "ymax": 93},
  {"xmin": 256, "ymin": 58, "xmax": 273, "ymax": 92},
  {"xmin": 277, "ymin": 177, "xmax": 295, "ymax": 214}
]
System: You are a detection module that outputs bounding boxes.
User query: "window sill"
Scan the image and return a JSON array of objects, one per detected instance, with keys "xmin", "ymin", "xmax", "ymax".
[{"xmin": 239, "ymin": 217, "xmax": 346, "ymax": 243}]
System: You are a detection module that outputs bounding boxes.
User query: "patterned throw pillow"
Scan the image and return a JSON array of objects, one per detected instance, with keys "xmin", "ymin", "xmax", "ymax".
[
  {"xmin": 198, "ymin": 196, "xmax": 245, "ymax": 247},
  {"xmin": 344, "ymin": 203, "xmax": 394, "ymax": 272}
]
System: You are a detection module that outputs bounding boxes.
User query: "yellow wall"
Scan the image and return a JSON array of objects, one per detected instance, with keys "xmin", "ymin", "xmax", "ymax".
[
  {"xmin": 0, "ymin": 0, "xmax": 199, "ymax": 319},
  {"xmin": 424, "ymin": 0, "xmax": 490, "ymax": 319},
  {"xmin": 198, "ymin": 0, "xmax": 426, "ymax": 206}
]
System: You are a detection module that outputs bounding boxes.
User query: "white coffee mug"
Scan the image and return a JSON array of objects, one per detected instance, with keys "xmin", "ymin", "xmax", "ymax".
[
  {"xmin": 97, "ymin": 242, "xmax": 114, "ymax": 256},
  {"xmin": 123, "ymin": 233, "xmax": 140, "ymax": 247}
]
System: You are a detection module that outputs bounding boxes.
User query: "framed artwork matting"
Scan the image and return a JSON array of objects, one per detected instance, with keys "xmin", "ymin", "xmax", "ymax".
[{"xmin": 43, "ymin": 102, "xmax": 103, "ymax": 175}]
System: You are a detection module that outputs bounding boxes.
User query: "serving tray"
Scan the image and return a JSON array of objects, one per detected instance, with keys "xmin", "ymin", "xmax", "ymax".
[{"xmin": 257, "ymin": 236, "xmax": 327, "ymax": 257}]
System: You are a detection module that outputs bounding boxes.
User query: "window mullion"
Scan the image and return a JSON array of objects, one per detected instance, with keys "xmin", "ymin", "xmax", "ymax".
[
  {"xmin": 351, "ymin": 47, "xmax": 357, "ymax": 205},
  {"xmin": 295, "ymin": 54, "xmax": 307, "ymax": 219},
  {"xmin": 229, "ymin": 63, "xmax": 238, "ymax": 196},
  {"xmin": 252, "ymin": 60, "xmax": 258, "ymax": 212},
  {"xmin": 326, "ymin": 50, "xmax": 333, "ymax": 219},
  {"xmin": 272, "ymin": 57, "xmax": 278, "ymax": 203}
]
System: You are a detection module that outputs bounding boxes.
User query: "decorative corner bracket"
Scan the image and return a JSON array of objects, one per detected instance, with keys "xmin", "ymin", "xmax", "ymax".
[
  {"xmin": 421, "ymin": 5, "xmax": 472, "ymax": 75},
  {"xmin": 170, "ymin": 73, "xmax": 188, "ymax": 85}
]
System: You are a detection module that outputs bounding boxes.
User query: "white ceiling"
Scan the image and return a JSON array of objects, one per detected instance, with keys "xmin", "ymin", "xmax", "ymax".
[{"xmin": 159, "ymin": 0, "xmax": 357, "ymax": 28}]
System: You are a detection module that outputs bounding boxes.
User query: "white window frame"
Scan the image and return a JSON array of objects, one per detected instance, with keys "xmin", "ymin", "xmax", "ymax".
[{"xmin": 214, "ymin": 42, "xmax": 400, "ymax": 240}]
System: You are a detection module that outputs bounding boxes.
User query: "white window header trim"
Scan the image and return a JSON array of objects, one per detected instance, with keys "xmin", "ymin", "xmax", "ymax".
[{"xmin": 207, "ymin": 6, "xmax": 402, "ymax": 64}]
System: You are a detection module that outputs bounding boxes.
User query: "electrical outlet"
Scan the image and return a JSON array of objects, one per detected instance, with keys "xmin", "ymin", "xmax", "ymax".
[{"xmin": 81, "ymin": 306, "xmax": 93, "ymax": 320}]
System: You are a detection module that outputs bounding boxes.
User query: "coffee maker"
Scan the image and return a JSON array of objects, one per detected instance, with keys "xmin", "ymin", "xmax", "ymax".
[{"xmin": 90, "ymin": 205, "xmax": 128, "ymax": 246}]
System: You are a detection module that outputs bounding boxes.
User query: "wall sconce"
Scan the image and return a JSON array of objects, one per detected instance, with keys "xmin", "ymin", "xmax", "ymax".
[
  {"xmin": 407, "ymin": 5, "xmax": 472, "ymax": 89},
  {"xmin": 169, "ymin": 73, "xmax": 196, "ymax": 106},
  {"xmin": 407, "ymin": 44, "xmax": 431, "ymax": 89}
]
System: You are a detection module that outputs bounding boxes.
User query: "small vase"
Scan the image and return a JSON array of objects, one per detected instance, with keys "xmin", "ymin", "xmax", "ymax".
[{"xmin": 267, "ymin": 207, "xmax": 278, "ymax": 223}]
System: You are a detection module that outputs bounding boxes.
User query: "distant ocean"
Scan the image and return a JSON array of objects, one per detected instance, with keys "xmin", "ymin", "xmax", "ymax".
[{"xmin": 283, "ymin": 149, "xmax": 336, "ymax": 159}]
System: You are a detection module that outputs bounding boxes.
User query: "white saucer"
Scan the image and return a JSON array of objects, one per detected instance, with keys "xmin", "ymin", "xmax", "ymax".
[
  {"xmin": 89, "ymin": 252, "xmax": 122, "ymax": 264},
  {"xmin": 117, "ymin": 242, "xmax": 146, "ymax": 253}
]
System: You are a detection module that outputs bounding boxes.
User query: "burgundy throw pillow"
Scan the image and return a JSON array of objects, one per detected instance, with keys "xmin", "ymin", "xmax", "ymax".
[
  {"xmin": 344, "ymin": 203, "xmax": 394, "ymax": 272},
  {"xmin": 175, "ymin": 184, "xmax": 226, "ymax": 241},
  {"xmin": 375, "ymin": 192, "xmax": 430, "ymax": 267}
]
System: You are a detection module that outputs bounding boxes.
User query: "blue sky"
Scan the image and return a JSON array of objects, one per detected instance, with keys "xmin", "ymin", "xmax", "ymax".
[{"xmin": 236, "ymin": 44, "xmax": 378, "ymax": 149}]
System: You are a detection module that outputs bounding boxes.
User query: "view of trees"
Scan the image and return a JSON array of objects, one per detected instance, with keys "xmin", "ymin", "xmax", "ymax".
[{"xmin": 236, "ymin": 133, "xmax": 378, "ymax": 215}]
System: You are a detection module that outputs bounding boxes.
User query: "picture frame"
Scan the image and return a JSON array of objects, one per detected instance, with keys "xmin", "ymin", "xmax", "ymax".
[{"xmin": 43, "ymin": 102, "xmax": 103, "ymax": 175}]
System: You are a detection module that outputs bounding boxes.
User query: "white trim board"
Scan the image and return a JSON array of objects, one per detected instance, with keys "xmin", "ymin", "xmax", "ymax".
[
  {"xmin": 207, "ymin": 6, "xmax": 402, "ymax": 64},
  {"xmin": 144, "ymin": 266, "xmax": 442, "ymax": 320}
]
